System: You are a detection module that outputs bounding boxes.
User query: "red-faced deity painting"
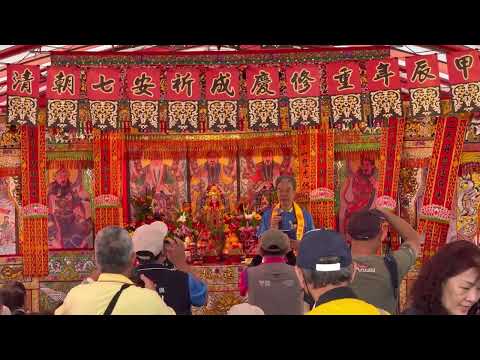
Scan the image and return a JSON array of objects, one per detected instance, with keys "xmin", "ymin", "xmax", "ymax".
[
  {"xmin": 47, "ymin": 168, "xmax": 94, "ymax": 249},
  {"xmin": 337, "ymin": 158, "xmax": 379, "ymax": 235},
  {"xmin": 0, "ymin": 177, "xmax": 17, "ymax": 255}
]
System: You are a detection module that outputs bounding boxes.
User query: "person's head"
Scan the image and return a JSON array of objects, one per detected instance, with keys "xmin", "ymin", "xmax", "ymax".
[
  {"xmin": 227, "ymin": 303, "xmax": 265, "ymax": 315},
  {"xmin": 359, "ymin": 159, "xmax": 375, "ymax": 177},
  {"xmin": 295, "ymin": 229, "xmax": 354, "ymax": 303},
  {"xmin": 259, "ymin": 229, "xmax": 290, "ymax": 257},
  {"xmin": 409, "ymin": 240, "xmax": 480, "ymax": 315},
  {"xmin": 0, "ymin": 282, "xmax": 25, "ymax": 312},
  {"xmin": 206, "ymin": 151, "xmax": 219, "ymax": 167},
  {"xmin": 132, "ymin": 221, "xmax": 169, "ymax": 264},
  {"xmin": 275, "ymin": 175, "xmax": 296, "ymax": 207},
  {"xmin": 347, "ymin": 209, "xmax": 388, "ymax": 251},
  {"xmin": 261, "ymin": 149, "xmax": 273, "ymax": 164},
  {"xmin": 95, "ymin": 226, "xmax": 135, "ymax": 276},
  {"xmin": 55, "ymin": 168, "xmax": 69, "ymax": 186}
]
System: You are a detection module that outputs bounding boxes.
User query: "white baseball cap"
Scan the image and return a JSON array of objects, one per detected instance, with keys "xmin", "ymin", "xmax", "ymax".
[
  {"xmin": 227, "ymin": 303, "xmax": 265, "ymax": 315},
  {"xmin": 132, "ymin": 221, "xmax": 169, "ymax": 258}
]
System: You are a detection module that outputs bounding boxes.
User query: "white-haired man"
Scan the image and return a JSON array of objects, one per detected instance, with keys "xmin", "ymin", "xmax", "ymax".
[
  {"xmin": 55, "ymin": 226, "xmax": 175, "ymax": 315},
  {"xmin": 132, "ymin": 221, "xmax": 208, "ymax": 315}
]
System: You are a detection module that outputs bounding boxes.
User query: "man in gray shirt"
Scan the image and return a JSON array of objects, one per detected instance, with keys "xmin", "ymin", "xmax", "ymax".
[{"xmin": 348, "ymin": 207, "xmax": 421, "ymax": 314}]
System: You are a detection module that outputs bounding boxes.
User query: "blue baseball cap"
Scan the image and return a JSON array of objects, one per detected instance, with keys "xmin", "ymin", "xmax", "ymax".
[{"xmin": 297, "ymin": 229, "xmax": 352, "ymax": 271}]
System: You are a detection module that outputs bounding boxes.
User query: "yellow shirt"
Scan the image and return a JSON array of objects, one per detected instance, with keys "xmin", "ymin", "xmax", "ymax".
[
  {"xmin": 55, "ymin": 273, "xmax": 176, "ymax": 315},
  {"xmin": 307, "ymin": 298, "xmax": 389, "ymax": 315}
]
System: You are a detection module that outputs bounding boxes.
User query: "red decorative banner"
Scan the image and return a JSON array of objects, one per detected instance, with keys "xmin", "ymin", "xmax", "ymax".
[
  {"xmin": 126, "ymin": 67, "xmax": 161, "ymax": 100},
  {"xmin": 366, "ymin": 59, "xmax": 401, "ymax": 91},
  {"xmin": 405, "ymin": 55, "xmax": 440, "ymax": 89},
  {"xmin": 326, "ymin": 61, "xmax": 362, "ymax": 96},
  {"xmin": 285, "ymin": 65, "xmax": 321, "ymax": 98},
  {"xmin": 166, "ymin": 67, "xmax": 201, "ymax": 101},
  {"xmin": 87, "ymin": 68, "xmax": 121, "ymax": 130},
  {"xmin": 20, "ymin": 125, "xmax": 48, "ymax": 277},
  {"xmin": 418, "ymin": 115, "xmax": 469, "ymax": 264},
  {"xmin": 406, "ymin": 55, "xmax": 441, "ymax": 118},
  {"xmin": 47, "ymin": 66, "xmax": 82, "ymax": 130},
  {"xmin": 7, "ymin": 65, "xmax": 40, "ymax": 126},
  {"xmin": 447, "ymin": 51, "xmax": 480, "ymax": 113},
  {"xmin": 47, "ymin": 66, "xmax": 81, "ymax": 100},
  {"xmin": 246, "ymin": 66, "xmax": 280, "ymax": 99},
  {"xmin": 87, "ymin": 68, "xmax": 121, "ymax": 101},
  {"xmin": 375, "ymin": 118, "xmax": 406, "ymax": 252},
  {"xmin": 7, "ymin": 64, "xmax": 40, "ymax": 97},
  {"xmin": 205, "ymin": 67, "xmax": 240, "ymax": 100}
]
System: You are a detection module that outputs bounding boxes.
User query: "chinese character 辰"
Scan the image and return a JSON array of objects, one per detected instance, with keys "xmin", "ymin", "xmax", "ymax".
[
  {"xmin": 92, "ymin": 74, "xmax": 115, "ymax": 93},
  {"xmin": 210, "ymin": 72, "xmax": 235, "ymax": 97},
  {"xmin": 12, "ymin": 69, "xmax": 34, "ymax": 94},
  {"xmin": 51, "ymin": 71, "xmax": 75, "ymax": 96},
  {"xmin": 290, "ymin": 69, "xmax": 315, "ymax": 94},
  {"xmin": 411, "ymin": 59, "xmax": 436, "ymax": 84},
  {"xmin": 333, "ymin": 66, "xmax": 355, "ymax": 91},
  {"xmin": 372, "ymin": 62, "xmax": 395, "ymax": 87},
  {"xmin": 454, "ymin": 55, "xmax": 474, "ymax": 81},
  {"xmin": 251, "ymin": 70, "xmax": 276, "ymax": 96},
  {"xmin": 171, "ymin": 72, "xmax": 195, "ymax": 97},
  {"xmin": 132, "ymin": 72, "xmax": 156, "ymax": 97}
]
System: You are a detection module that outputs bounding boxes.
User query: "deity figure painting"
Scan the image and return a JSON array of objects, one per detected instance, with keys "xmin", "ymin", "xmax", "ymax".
[
  {"xmin": 0, "ymin": 177, "xmax": 17, "ymax": 255},
  {"xmin": 129, "ymin": 159, "xmax": 187, "ymax": 221},
  {"xmin": 47, "ymin": 168, "xmax": 93, "ymax": 249},
  {"xmin": 338, "ymin": 158, "xmax": 378, "ymax": 236}
]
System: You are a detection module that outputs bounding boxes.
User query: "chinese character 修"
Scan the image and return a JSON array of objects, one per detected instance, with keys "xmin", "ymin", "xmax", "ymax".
[{"xmin": 290, "ymin": 69, "xmax": 315, "ymax": 94}]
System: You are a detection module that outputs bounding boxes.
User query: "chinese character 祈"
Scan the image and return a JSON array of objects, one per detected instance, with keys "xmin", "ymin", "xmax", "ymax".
[
  {"xmin": 372, "ymin": 62, "xmax": 395, "ymax": 87},
  {"xmin": 51, "ymin": 71, "xmax": 75, "ymax": 96},
  {"xmin": 210, "ymin": 72, "xmax": 235, "ymax": 97},
  {"xmin": 12, "ymin": 69, "xmax": 34, "ymax": 94},
  {"xmin": 290, "ymin": 69, "xmax": 315, "ymax": 94},
  {"xmin": 333, "ymin": 66, "xmax": 355, "ymax": 91},
  {"xmin": 171, "ymin": 72, "xmax": 195, "ymax": 97},
  {"xmin": 411, "ymin": 60, "xmax": 436, "ymax": 84},
  {"xmin": 132, "ymin": 72, "xmax": 156, "ymax": 97},
  {"xmin": 454, "ymin": 55, "xmax": 474, "ymax": 81},
  {"xmin": 251, "ymin": 70, "xmax": 276, "ymax": 96},
  {"xmin": 92, "ymin": 74, "xmax": 115, "ymax": 93}
]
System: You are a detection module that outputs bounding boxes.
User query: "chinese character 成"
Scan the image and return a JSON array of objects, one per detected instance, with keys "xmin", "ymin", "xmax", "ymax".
[
  {"xmin": 251, "ymin": 70, "xmax": 276, "ymax": 96},
  {"xmin": 92, "ymin": 74, "xmax": 115, "ymax": 93},
  {"xmin": 290, "ymin": 69, "xmax": 315, "ymax": 94},
  {"xmin": 210, "ymin": 72, "xmax": 235, "ymax": 97},
  {"xmin": 372, "ymin": 62, "xmax": 395, "ymax": 87},
  {"xmin": 454, "ymin": 55, "xmax": 474, "ymax": 81},
  {"xmin": 51, "ymin": 71, "xmax": 75, "ymax": 96},
  {"xmin": 171, "ymin": 72, "xmax": 195, "ymax": 97},
  {"xmin": 132, "ymin": 72, "xmax": 156, "ymax": 97},
  {"xmin": 12, "ymin": 69, "xmax": 34, "ymax": 94},
  {"xmin": 411, "ymin": 59, "xmax": 436, "ymax": 84},
  {"xmin": 333, "ymin": 66, "xmax": 355, "ymax": 91}
]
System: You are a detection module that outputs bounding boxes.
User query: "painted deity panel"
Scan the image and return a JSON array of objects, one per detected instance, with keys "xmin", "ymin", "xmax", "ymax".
[{"xmin": 0, "ymin": 177, "xmax": 18, "ymax": 255}]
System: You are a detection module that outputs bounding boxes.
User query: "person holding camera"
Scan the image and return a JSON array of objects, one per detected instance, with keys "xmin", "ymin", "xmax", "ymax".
[{"xmin": 132, "ymin": 221, "xmax": 208, "ymax": 315}]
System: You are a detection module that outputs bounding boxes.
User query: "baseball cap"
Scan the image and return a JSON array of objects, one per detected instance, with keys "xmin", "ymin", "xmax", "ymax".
[
  {"xmin": 132, "ymin": 221, "xmax": 168, "ymax": 259},
  {"xmin": 260, "ymin": 229, "xmax": 290, "ymax": 254},
  {"xmin": 227, "ymin": 303, "xmax": 265, "ymax": 315},
  {"xmin": 347, "ymin": 209, "xmax": 385, "ymax": 240},
  {"xmin": 297, "ymin": 229, "xmax": 352, "ymax": 271}
]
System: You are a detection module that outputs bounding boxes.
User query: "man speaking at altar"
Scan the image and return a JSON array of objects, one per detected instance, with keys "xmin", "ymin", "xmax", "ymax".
[{"xmin": 257, "ymin": 175, "xmax": 315, "ymax": 265}]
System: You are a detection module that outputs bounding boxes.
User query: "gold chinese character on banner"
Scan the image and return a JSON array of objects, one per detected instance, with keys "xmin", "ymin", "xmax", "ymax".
[
  {"xmin": 210, "ymin": 72, "xmax": 235, "ymax": 97},
  {"xmin": 132, "ymin": 72, "xmax": 156, "ymax": 97},
  {"xmin": 333, "ymin": 66, "xmax": 355, "ymax": 91},
  {"xmin": 92, "ymin": 74, "xmax": 115, "ymax": 93},
  {"xmin": 411, "ymin": 60, "xmax": 436, "ymax": 84},
  {"xmin": 290, "ymin": 69, "xmax": 315, "ymax": 94},
  {"xmin": 52, "ymin": 71, "xmax": 75, "ymax": 96},
  {"xmin": 12, "ymin": 69, "xmax": 34, "ymax": 94},
  {"xmin": 251, "ymin": 71, "xmax": 275, "ymax": 96},
  {"xmin": 171, "ymin": 72, "xmax": 195, "ymax": 97},
  {"xmin": 373, "ymin": 62, "xmax": 395, "ymax": 87}
]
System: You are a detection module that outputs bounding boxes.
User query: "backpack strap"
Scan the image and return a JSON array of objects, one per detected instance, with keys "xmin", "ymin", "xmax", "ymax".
[
  {"xmin": 103, "ymin": 284, "xmax": 131, "ymax": 315},
  {"xmin": 383, "ymin": 253, "xmax": 400, "ymax": 314}
]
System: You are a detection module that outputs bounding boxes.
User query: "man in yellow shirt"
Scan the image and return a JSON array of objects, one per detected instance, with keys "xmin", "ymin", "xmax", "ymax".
[
  {"xmin": 55, "ymin": 226, "xmax": 175, "ymax": 315},
  {"xmin": 295, "ymin": 229, "xmax": 388, "ymax": 315}
]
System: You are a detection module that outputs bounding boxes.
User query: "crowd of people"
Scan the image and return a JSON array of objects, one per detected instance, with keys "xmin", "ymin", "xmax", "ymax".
[{"xmin": 1, "ymin": 175, "xmax": 480, "ymax": 315}]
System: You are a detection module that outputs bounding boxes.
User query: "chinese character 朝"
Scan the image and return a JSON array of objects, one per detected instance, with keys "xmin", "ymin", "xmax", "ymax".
[{"xmin": 51, "ymin": 71, "xmax": 75, "ymax": 96}]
